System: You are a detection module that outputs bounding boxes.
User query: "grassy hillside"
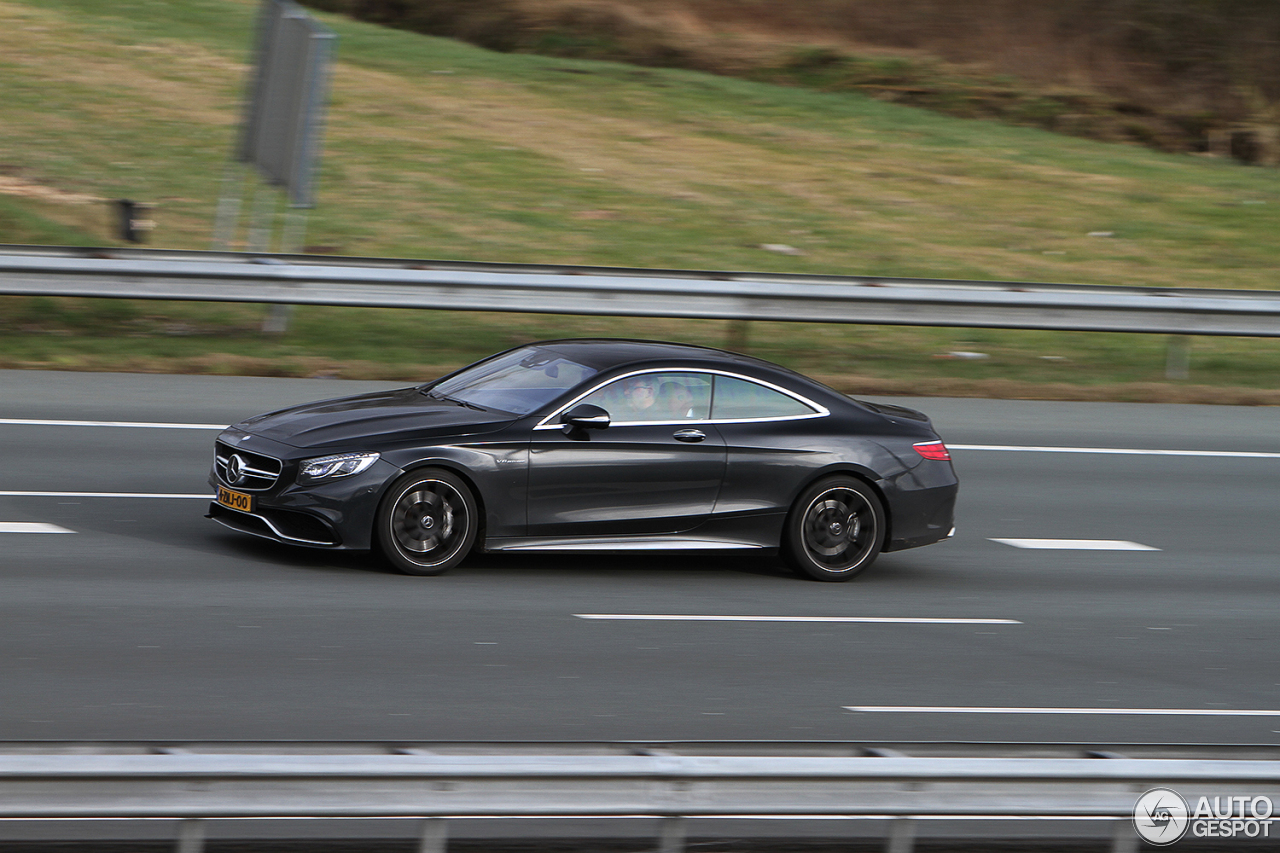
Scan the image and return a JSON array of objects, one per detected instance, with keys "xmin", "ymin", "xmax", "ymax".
[{"xmin": 1, "ymin": 0, "xmax": 1279, "ymax": 400}]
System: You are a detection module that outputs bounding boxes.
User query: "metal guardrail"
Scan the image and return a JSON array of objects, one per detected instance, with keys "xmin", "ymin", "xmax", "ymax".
[
  {"xmin": 2, "ymin": 742, "xmax": 1278, "ymax": 853},
  {"xmin": 2, "ymin": 244, "xmax": 1280, "ymax": 336}
]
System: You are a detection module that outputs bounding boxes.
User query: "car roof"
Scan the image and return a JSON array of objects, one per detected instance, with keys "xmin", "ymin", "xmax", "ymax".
[{"xmin": 530, "ymin": 338, "xmax": 792, "ymax": 374}]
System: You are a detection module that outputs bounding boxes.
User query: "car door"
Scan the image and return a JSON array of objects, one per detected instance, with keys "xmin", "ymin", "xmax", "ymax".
[
  {"xmin": 526, "ymin": 371, "xmax": 725, "ymax": 537},
  {"xmin": 703, "ymin": 373, "xmax": 833, "ymax": 517}
]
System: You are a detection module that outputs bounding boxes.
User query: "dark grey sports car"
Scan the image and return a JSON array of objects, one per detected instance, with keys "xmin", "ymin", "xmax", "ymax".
[{"xmin": 209, "ymin": 339, "xmax": 957, "ymax": 581}]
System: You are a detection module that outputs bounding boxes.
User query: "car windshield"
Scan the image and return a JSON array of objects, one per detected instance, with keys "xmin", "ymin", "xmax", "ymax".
[{"xmin": 425, "ymin": 346, "xmax": 599, "ymax": 416}]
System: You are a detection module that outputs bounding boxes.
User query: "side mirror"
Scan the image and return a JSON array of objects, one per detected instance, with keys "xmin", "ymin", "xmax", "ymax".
[{"xmin": 561, "ymin": 404, "xmax": 610, "ymax": 432}]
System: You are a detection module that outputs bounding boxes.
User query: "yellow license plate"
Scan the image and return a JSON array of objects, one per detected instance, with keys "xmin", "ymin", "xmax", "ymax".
[{"xmin": 217, "ymin": 486, "xmax": 253, "ymax": 513}]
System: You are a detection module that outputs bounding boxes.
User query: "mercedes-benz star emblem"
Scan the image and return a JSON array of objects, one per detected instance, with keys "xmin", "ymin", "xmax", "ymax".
[{"xmin": 227, "ymin": 454, "xmax": 248, "ymax": 486}]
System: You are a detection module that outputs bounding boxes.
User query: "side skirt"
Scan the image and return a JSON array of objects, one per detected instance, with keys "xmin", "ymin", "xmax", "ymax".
[{"xmin": 483, "ymin": 536, "xmax": 766, "ymax": 553}]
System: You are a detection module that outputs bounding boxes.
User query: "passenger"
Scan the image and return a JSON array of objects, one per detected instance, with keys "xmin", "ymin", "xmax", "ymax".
[{"xmin": 660, "ymin": 382, "xmax": 696, "ymax": 419}]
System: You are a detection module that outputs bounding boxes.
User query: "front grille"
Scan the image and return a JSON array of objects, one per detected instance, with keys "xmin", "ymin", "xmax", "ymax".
[{"xmin": 215, "ymin": 441, "xmax": 283, "ymax": 491}]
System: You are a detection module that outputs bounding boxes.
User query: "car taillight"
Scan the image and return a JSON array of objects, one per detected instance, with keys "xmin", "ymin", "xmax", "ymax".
[{"xmin": 913, "ymin": 440, "xmax": 951, "ymax": 461}]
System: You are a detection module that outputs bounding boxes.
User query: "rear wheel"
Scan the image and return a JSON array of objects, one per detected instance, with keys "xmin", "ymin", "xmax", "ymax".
[
  {"xmin": 375, "ymin": 468, "xmax": 477, "ymax": 575},
  {"xmin": 783, "ymin": 476, "xmax": 885, "ymax": 581}
]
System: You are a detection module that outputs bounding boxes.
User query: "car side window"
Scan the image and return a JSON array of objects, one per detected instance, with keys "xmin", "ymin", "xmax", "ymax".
[
  {"xmin": 711, "ymin": 375, "xmax": 817, "ymax": 420},
  {"xmin": 577, "ymin": 372, "xmax": 712, "ymax": 424}
]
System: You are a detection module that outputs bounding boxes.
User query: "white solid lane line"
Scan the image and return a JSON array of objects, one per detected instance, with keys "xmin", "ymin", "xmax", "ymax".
[
  {"xmin": 990, "ymin": 538, "xmax": 1160, "ymax": 551},
  {"xmin": 0, "ymin": 418, "xmax": 227, "ymax": 430},
  {"xmin": 574, "ymin": 614, "xmax": 1021, "ymax": 624},
  {"xmin": 0, "ymin": 492, "xmax": 212, "ymax": 499},
  {"xmin": 0, "ymin": 522, "xmax": 74, "ymax": 534},
  {"xmin": 951, "ymin": 443, "xmax": 1280, "ymax": 459},
  {"xmin": 845, "ymin": 706, "xmax": 1280, "ymax": 716}
]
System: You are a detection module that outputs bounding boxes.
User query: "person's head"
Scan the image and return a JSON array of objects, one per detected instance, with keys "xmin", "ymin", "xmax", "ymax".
[
  {"xmin": 623, "ymin": 376, "xmax": 657, "ymax": 410},
  {"xmin": 665, "ymin": 383, "xmax": 693, "ymax": 417}
]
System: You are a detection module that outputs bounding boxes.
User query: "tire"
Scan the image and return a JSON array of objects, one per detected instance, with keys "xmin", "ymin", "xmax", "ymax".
[
  {"xmin": 783, "ymin": 476, "xmax": 885, "ymax": 582},
  {"xmin": 375, "ymin": 468, "xmax": 478, "ymax": 576}
]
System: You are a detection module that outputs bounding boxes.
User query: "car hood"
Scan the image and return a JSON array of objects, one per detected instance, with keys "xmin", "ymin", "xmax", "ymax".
[{"xmin": 235, "ymin": 387, "xmax": 517, "ymax": 448}]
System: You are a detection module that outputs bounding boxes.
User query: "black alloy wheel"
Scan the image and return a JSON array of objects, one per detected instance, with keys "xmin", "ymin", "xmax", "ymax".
[
  {"xmin": 376, "ymin": 468, "xmax": 478, "ymax": 575},
  {"xmin": 783, "ymin": 476, "xmax": 885, "ymax": 581}
]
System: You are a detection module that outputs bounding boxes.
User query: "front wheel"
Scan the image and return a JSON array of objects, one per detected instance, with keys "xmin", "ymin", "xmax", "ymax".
[
  {"xmin": 375, "ymin": 468, "xmax": 478, "ymax": 576},
  {"xmin": 783, "ymin": 476, "xmax": 885, "ymax": 582}
]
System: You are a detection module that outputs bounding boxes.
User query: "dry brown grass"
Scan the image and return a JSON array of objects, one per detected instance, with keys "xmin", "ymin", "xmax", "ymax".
[
  {"xmin": 2, "ymin": 349, "xmax": 1277, "ymax": 405},
  {"xmin": 0, "ymin": 352, "xmax": 450, "ymax": 381}
]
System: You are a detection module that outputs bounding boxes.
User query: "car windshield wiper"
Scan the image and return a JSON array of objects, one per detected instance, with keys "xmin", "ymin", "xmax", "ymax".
[{"xmin": 426, "ymin": 389, "xmax": 487, "ymax": 411}]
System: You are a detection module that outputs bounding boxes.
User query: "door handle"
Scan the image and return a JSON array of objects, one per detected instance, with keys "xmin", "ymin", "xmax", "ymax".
[{"xmin": 673, "ymin": 429, "xmax": 706, "ymax": 443}]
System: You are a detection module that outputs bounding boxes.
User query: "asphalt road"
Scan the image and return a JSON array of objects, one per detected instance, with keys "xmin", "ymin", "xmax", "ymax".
[{"xmin": 2, "ymin": 369, "xmax": 1278, "ymax": 746}]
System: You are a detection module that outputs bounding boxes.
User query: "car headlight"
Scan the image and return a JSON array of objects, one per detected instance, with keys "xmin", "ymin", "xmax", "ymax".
[{"xmin": 298, "ymin": 452, "xmax": 380, "ymax": 482}]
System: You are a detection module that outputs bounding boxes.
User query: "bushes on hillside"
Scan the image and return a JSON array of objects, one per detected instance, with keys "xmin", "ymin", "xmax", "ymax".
[{"xmin": 298, "ymin": 0, "xmax": 1280, "ymax": 159}]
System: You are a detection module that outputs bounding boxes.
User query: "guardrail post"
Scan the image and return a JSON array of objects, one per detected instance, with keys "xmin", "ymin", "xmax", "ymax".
[
  {"xmin": 418, "ymin": 817, "xmax": 448, "ymax": 853},
  {"xmin": 262, "ymin": 304, "xmax": 294, "ymax": 334},
  {"xmin": 658, "ymin": 815, "xmax": 686, "ymax": 853},
  {"xmin": 726, "ymin": 319, "xmax": 751, "ymax": 352},
  {"xmin": 175, "ymin": 818, "xmax": 205, "ymax": 853},
  {"xmin": 885, "ymin": 816, "xmax": 915, "ymax": 853},
  {"xmin": 1111, "ymin": 818, "xmax": 1138, "ymax": 853},
  {"xmin": 211, "ymin": 161, "xmax": 246, "ymax": 251},
  {"xmin": 1165, "ymin": 334, "xmax": 1191, "ymax": 380}
]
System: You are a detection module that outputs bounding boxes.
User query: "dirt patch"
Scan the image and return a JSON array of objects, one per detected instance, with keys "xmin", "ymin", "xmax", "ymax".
[
  {"xmin": 0, "ymin": 2, "xmax": 243, "ymax": 128},
  {"xmin": 0, "ymin": 175, "xmax": 104, "ymax": 205}
]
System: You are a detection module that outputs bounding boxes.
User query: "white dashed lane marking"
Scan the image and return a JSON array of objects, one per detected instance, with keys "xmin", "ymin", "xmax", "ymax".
[
  {"xmin": 0, "ymin": 492, "xmax": 212, "ymax": 499},
  {"xmin": 0, "ymin": 419, "xmax": 227, "ymax": 430},
  {"xmin": 575, "ymin": 614, "xmax": 1021, "ymax": 624},
  {"xmin": 845, "ymin": 706, "xmax": 1280, "ymax": 716},
  {"xmin": 990, "ymin": 538, "xmax": 1160, "ymax": 551},
  {"xmin": 0, "ymin": 522, "xmax": 75, "ymax": 534},
  {"xmin": 951, "ymin": 444, "xmax": 1280, "ymax": 459}
]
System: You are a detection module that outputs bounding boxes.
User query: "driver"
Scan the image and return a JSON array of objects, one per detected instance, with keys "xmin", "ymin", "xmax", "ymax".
[{"xmin": 619, "ymin": 376, "xmax": 658, "ymax": 418}]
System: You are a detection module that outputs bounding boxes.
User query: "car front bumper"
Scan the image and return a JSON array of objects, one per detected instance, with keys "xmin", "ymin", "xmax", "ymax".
[{"xmin": 208, "ymin": 457, "xmax": 402, "ymax": 551}]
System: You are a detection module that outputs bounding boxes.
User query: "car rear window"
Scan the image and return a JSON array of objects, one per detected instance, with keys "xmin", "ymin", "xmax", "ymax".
[{"xmin": 711, "ymin": 375, "xmax": 818, "ymax": 420}]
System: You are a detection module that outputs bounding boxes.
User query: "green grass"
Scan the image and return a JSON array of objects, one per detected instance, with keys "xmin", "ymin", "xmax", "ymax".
[
  {"xmin": 1, "ymin": 0, "xmax": 1279, "ymax": 400},
  {"xmin": 0, "ymin": 195, "xmax": 99, "ymax": 245}
]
